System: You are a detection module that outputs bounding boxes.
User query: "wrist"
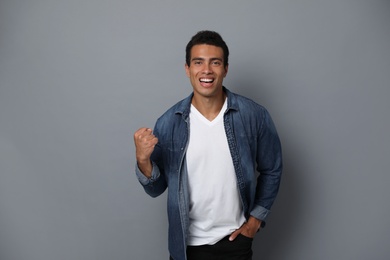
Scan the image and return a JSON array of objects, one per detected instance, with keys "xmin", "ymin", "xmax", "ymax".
[
  {"xmin": 248, "ymin": 216, "xmax": 262, "ymax": 231},
  {"xmin": 137, "ymin": 160, "xmax": 152, "ymax": 178}
]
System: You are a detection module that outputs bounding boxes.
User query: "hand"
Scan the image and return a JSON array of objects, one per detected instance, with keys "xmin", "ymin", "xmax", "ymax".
[
  {"xmin": 229, "ymin": 216, "xmax": 262, "ymax": 241},
  {"xmin": 134, "ymin": 127, "xmax": 158, "ymax": 177}
]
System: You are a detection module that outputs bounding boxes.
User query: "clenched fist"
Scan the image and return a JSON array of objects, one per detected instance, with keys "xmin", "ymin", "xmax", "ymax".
[{"xmin": 134, "ymin": 128, "xmax": 158, "ymax": 178}]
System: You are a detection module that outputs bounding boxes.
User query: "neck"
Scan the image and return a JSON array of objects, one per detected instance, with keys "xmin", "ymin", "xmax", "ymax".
[{"xmin": 191, "ymin": 92, "xmax": 226, "ymax": 121}]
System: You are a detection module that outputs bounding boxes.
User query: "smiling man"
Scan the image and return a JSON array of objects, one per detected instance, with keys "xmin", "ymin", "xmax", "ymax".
[{"xmin": 134, "ymin": 30, "xmax": 283, "ymax": 260}]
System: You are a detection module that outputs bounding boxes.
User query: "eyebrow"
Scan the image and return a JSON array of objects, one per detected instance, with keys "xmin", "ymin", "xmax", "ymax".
[{"xmin": 191, "ymin": 57, "xmax": 223, "ymax": 62}]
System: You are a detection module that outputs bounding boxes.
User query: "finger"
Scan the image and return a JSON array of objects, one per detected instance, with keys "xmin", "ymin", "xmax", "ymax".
[
  {"xmin": 142, "ymin": 138, "xmax": 158, "ymax": 148},
  {"xmin": 139, "ymin": 134, "xmax": 155, "ymax": 142},
  {"xmin": 229, "ymin": 229, "xmax": 241, "ymax": 241},
  {"xmin": 134, "ymin": 128, "xmax": 153, "ymax": 140},
  {"xmin": 134, "ymin": 127, "xmax": 148, "ymax": 134},
  {"xmin": 140, "ymin": 129, "xmax": 155, "ymax": 139},
  {"xmin": 149, "ymin": 136, "xmax": 158, "ymax": 145},
  {"xmin": 138, "ymin": 136, "xmax": 158, "ymax": 150},
  {"xmin": 134, "ymin": 128, "xmax": 145, "ymax": 140}
]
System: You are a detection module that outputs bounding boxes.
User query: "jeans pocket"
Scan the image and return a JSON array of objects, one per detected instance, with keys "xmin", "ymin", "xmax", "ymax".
[{"xmin": 237, "ymin": 234, "xmax": 254, "ymax": 242}]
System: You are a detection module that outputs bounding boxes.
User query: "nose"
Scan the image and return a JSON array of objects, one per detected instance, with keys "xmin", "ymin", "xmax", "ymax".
[{"xmin": 202, "ymin": 63, "xmax": 212, "ymax": 74}]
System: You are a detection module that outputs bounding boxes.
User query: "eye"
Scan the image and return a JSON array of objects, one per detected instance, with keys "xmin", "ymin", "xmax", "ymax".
[{"xmin": 212, "ymin": 61, "xmax": 222, "ymax": 66}]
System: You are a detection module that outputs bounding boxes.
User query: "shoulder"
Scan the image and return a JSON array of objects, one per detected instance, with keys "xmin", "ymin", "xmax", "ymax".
[
  {"xmin": 157, "ymin": 98, "xmax": 188, "ymax": 121},
  {"xmin": 227, "ymin": 89, "xmax": 276, "ymax": 132},
  {"xmin": 228, "ymin": 89, "xmax": 268, "ymax": 115},
  {"xmin": 154, "ymin": 93, "xmax": 192, "ymax": 129}
]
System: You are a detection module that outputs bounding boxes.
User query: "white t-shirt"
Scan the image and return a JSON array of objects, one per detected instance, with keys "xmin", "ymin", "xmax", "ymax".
[{"xmin": 186, "ymin": 99, "xmax": 246, "ymax": 246}]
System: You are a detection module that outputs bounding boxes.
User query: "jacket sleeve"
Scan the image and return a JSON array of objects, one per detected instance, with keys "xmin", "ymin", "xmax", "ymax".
[
  {"xmin": 135, "ymin": 125, "xmax": 168, "ymax": 198},
  {"xmin": 250, "ymin": 108, "xmax": 283, "ymax": 223},
  {"xmin": 135, "ymin": 161, "xmax": 167, "ymax": 198}
]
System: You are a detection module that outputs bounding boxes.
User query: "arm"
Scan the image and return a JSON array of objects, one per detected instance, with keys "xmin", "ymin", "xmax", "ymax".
[
  {"xmin": 250, "ymin": 108, "xmax": 283, "ymax": 223},
  {"xmin": 230, "ymin": 109, "xmax": 282, "ymax": 241},
  {"xmin": 134, "ymin": 128, "xmax": 158, "ymax": 178},
  {"xmin": 134, "ymin": 127, "xmax": 167, "ymax": 197}
]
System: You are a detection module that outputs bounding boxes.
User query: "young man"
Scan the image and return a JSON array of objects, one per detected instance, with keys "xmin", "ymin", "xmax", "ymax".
[{"xmin": 134, "ymin": 30, "xmax": 283, "ymax": 260}]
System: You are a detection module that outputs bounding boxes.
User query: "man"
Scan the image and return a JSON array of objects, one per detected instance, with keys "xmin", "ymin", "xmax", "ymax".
[{"xmin": 134, "ymin": 30, "xmax": 282, "ymax": 260}]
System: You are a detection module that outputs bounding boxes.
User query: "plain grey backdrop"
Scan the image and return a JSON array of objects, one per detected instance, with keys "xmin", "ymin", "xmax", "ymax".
[{"xmin": 1, "ymin": 1, "xmax": 389, "ymax": 259}]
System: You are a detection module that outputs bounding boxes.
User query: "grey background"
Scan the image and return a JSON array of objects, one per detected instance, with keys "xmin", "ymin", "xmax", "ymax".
[{"xmin": 1, "ymin": 1, "xmax": 389, "ymax": 259}]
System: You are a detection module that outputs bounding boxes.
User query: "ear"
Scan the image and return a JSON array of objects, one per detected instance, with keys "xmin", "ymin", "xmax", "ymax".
[
  {"xmin": 224, "ymin": 64, "xmax": 229, "ymax": 77},
  {"xmin": 185, "ymin": 63, "xmax": 190, "ymax": 78}
]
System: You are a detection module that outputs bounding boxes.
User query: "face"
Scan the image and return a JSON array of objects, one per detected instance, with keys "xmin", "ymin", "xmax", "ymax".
[{"xmin": 185, "ymin": 44, "xmax": 228, "ymax": 100}]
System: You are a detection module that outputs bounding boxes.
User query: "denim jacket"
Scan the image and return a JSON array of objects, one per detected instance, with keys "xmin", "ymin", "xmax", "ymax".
[{"xmin": 136, "ymin": 87, "xmax": 283, "ymax": 260}]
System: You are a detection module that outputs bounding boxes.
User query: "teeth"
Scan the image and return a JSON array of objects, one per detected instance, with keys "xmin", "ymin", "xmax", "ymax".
[{"xmin": 200, "ymin": 78, "xmax": 213, "ymax": 83}]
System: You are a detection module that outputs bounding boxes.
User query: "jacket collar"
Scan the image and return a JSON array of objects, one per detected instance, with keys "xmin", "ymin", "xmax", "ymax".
[{"xmin": 175, "ymin": 87, "xmax": 239, "ymax": 119}]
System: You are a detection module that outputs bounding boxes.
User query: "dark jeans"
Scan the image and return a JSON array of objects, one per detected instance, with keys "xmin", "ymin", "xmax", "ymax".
[{"xmin": 170, "ymin": 234, "xmax": 253, "ymax": 260}]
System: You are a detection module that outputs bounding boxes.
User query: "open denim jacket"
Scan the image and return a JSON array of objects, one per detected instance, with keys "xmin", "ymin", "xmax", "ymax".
[{"xmin": 136, "ymin": 87, "xmax": 283, "ymax": 260}]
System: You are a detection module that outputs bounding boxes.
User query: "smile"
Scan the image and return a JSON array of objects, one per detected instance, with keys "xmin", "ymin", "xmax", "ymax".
[{"xmin": 200, "ymin": 78, "xmax": 214, "ymax": 83}]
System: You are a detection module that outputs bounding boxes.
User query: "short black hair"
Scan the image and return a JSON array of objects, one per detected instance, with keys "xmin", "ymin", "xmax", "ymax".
[{"xmin": 185, "ymin": 30, "xmax": 229, "ymax": 67}]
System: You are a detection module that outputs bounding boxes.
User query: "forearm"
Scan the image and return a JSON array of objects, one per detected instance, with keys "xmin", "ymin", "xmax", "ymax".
[
  {"xmin": 136, "ymin": 159, "xmax": 153, "ymax": 178},
  {"xmin": 247, "ymin": 216, "xmax": 262, "ymax": 232},
  {"xmin": 135, "ymin": 161, "xmax": 167, "ymax": 197}
]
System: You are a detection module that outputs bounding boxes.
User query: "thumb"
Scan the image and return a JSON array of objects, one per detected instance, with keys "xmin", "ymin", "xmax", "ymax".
[{"xmin": 229, "ymin": 229, "xmax": 241, "ymax": 241}]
